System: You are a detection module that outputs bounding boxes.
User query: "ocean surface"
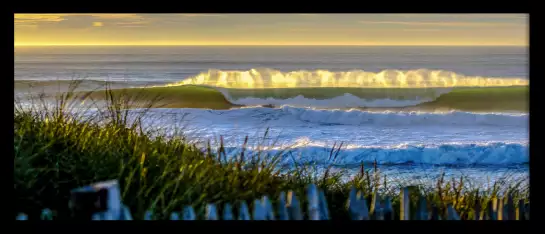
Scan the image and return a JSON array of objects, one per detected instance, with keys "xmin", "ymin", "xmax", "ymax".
[{"xmin": 14, "ymin": 46, "xmax": 529, "ymax": 189}]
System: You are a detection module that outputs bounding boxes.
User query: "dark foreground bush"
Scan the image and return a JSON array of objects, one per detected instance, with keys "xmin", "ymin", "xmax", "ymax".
[{"xmin": 14, "ymin": 84, "xmax": 529, "ymax": 220}]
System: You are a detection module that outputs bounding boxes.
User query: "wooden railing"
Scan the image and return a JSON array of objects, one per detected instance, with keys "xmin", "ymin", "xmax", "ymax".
[{"xmin": 15, "ymin": 180, "xmax": 530, "ymax": 220}]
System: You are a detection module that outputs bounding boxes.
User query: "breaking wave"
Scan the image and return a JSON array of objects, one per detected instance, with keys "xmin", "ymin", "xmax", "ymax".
[{"xmin": 162, "ymin": 68, "xmax": 528, "ymax": 89}]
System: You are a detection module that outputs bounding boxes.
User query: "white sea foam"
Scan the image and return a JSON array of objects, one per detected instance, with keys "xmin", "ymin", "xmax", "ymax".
[
  {"xmin": 224, "ymin": 93, "xmax": 432, "ymax": 108},
  {"xmin": 161, "ymin": 68, "xmax": 528, "ymax": 88}
]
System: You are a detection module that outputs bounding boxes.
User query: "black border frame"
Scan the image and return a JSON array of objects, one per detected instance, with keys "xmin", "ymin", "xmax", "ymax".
[{"xmin": 9, "ymin": 2, "xmax": 541, "ymax": 232}]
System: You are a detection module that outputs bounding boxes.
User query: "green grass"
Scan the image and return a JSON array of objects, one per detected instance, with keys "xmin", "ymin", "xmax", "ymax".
[{"xmin": 14, "ymin": 84, "xmax": 529, "ymax": 220}]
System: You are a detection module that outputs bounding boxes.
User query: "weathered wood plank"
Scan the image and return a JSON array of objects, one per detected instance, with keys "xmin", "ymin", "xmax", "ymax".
[
  {"xmin": 16, "ymin": 213, "xmax": 28, "ymax": 220},
  {"xmin": 182, "ymin": 206, "xmax": 196, "ymax": 220},
  {"xmin": 143, "ymin": 210, "xmax": 154, "ymax": 220},
  {"xmin": 170, "ymin": 212, "xmax": 180, "ymax": 220},
  {"xmin": 416, "ymin": 196, "xmax": 428, "ymax": 220},
  {"xmin": 252, "ymin": 199, "xmax": 266, "ymax": 220},
  {"xmin": 262, "ymin": 196, "xmax": 275, "ymax": 220},
  {"xmin": 347, "ymin": 188, "xmax": 369, "ymax": 220},
  {"xmin": 121, "ymin": 205, "xmax": 133, "ymax": 220},
  {"xmin": 277, "ymin": 192, "xmax": 289, "ymax": 220},
  {"xmin": 41, "ymin": 208, "xmax": 53, "ymax": 220},
  {"xmin": 287, "ymin": 191, "xmax": 303, "ymax": 220},
  {"xmin": 358, "ymin": 191, "xmax": 370, "ymax": 220},
  {"xmin": 223, "ymin": 203, "xmax": 234, "ymax": 220},
  {"xmin": 318, "ymin": 190, "xmax": 330, "ymax": 220},
  {"xmin": 306, "ymin": 184, "xmax": 320, "ymax": 220},
  {"xmin": 238, "ymin": 201, "xmax": 251, "ymax": 220},
  {"xmin": 206, "ymin": 204, "xmax": 218, "ymax": 220},
  {"xmin": 400, "ymin": 187, "xmax": 410, "ymax": 220}
]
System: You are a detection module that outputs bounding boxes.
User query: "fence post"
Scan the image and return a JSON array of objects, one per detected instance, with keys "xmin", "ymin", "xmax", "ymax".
[
  {"xmin": 41, "ymin": 208, "xmax": 53, "ymax": 220},
  {"xmin": 318, "ymin": 190, "xmax": 330, "ymax": 220},
  {"xmin": 238, "ymin": 201, "xmax": 251, "ymax": 220},
  {"xmin": 400, "ymin": 187, "xmax": 410, "ymax": 220},
  {"xmin": 206, "ymin": 204, "xmax": 218, "ymax": 220},
  {"xmin": 170, "ymin": 212, "xmax": 180, "ymax": 220},
  {"xmin": 16, "ymin": 213, "xmax": 28, "ymax": 220},
  {"xmin": 69, "ymin": 180, "xmax": 121, "ymax": 220},
  {"xmin": 252, "ymin": 199, "xmax": 266, "ymax": 220},
  {"xmin": 447, "ymin": 204, "xmax": 460, "ymax": 220},
  {"xmin": 277, "ymin": 192, "xmax": 289, "ymax": 220},
  {"xmin": 143, "ymin": 210, "xmax": 154, "ymax": 220},
  {"xmin": 347, "ymin": 188, "xmax": 369, "ymax": 220},
  {"xmin": 262, "ymin": 196, "xmax": 275, "ymax": 220},
  {"xmin": 183, "ymin": 206, "xmax": 196, "ymax": 220},
  {"xmin": 287, "ymin": 191, "xmax": 303, "ymax": 220},
  {"xmin": 416, "ymin": 196, "xmax": 428, "ymax": 220},
  {"xmin": 223, "ymin": 203, "xmax": 234, "ymax": 220},
  {"xmin": 307, "ymin": 184, "xmax": 320, "ymax": 220}
]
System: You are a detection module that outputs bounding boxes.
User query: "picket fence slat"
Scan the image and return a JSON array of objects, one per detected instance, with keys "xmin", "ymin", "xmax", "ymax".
[
  {"xmin": 307, "ymin": 184, "xmax": 320, "ymax": 220},
  {"xmin": 238, "ymin": 201, "xmax": 250, "ymax": 220},
  {"xmin": 206, "ymin": 204, "xmax": 218, "ymax": 220},
  {"xmin": 183, "ymin": 206, "xmax": 196, "ymax": 220},
  {"xmin": 287, "ymin": 191, "xmax": 303, "ymax": 220},
  {"xmin": 277, "ymin": 192, "xmax": 289, "ymax": 220},
  {"xmin": 223, "ymin": 203, "xmax": 234, "ymax": 220},
  {"xmin": 447, "ymin": 204, "xmax": 461, "ymax": 220},
  {"xmin": 318, "ymin": 190, "xmax": 330, "ymax": 220},
  {"xmin": 252, "ymin": 199, "xmax": 266, "ymax": 220},
  {"xmin": 16, "ymin": 180, "xmax": 529, "ymax": 221}
]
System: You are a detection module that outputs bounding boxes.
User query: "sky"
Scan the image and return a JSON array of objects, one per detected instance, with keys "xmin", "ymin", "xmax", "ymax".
[{"xmin": 14, "ymin": 14, "xmax": 528, "ymax": 46}]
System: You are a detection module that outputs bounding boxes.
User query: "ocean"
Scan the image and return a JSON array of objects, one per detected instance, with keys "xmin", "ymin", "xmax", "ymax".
[{"xmin": 14, "ymin": 46, "xmax": 529, "ymax": 189}]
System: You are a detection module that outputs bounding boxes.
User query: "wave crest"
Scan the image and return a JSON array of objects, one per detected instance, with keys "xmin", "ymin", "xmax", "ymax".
[{"xmin": 162, "ymin": 68, "xmax": 528, "ymax": 88}]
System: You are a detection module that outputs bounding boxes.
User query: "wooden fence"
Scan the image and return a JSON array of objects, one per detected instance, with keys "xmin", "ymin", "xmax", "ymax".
[{"xmin": 15, "ymin": 180, "xmax": 530, "ymax": 220}]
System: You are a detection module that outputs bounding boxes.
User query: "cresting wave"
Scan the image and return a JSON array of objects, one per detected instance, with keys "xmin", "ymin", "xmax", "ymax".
[
  {"xmin": 161, "ymin": 68, "xmax": 529, "ymax": 89},
  {"xmin": 218, "ymin": 142, "xmax": 528, "ymax": 166}
]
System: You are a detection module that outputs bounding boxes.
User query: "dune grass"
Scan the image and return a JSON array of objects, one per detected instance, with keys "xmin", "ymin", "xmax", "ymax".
[{"xmin": 14, "ymin": 84, "xmax": 529, "ymax": 220}]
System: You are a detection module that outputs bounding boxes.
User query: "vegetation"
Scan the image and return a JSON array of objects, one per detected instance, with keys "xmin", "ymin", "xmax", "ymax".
[{"xmin": 14, "ymin": 83, "xmax": 529, "ymax": 220}]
